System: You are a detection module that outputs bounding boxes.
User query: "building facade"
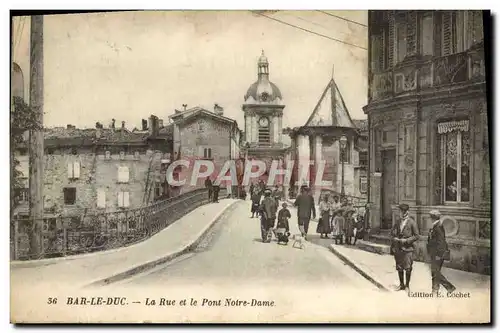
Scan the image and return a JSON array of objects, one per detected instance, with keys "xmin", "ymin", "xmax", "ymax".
[
  {"xmin": 364, "ymin": 10, "xmax": 490, "ymax": 273},
  {"xmin": 168, "ymin": 105, "xmax": 242, "ymax": 192}
]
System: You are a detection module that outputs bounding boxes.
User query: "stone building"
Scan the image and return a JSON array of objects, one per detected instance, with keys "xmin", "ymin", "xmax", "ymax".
[
  {"xmin": 364, "ymin": 10, "xmax": 490, "ymax": 273},
  {"xmin": 285, "ymin": 76, "xmax": 368, "ymax": 203},
  {"xmin": 166, "ymin": 105, "xmax": 242, "ymax": 193},
  {"xmin": 13, "ymin": 118, "xmax": 172, "ymax": 220},
  {"xmin": 241, "ymin": 51, "xmax": 288, "ymax": 186}
]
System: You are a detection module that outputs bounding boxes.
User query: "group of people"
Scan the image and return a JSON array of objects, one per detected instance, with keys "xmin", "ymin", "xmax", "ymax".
[
  {"xmin": 250, "ymin": 185, "xmax": 288, "ymax": 243},
  {"xmin": 390, "ymin": 204, "xmax": 456, "ymax": 295},
  {"xmin": 316, "ymin": 193, "xmax": 366, "ymax": 245}
]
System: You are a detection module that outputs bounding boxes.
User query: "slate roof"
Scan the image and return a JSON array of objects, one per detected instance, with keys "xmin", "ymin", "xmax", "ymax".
[
  {"xmin": 304, "ymin": 79, "xmax": 356, "ymax": 128},
  {"xmin": 43, "ymin": 127, "xmax": 150, "ymax": 146}
]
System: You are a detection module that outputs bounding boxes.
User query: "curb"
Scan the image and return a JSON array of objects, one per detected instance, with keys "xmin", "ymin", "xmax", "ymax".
[
  {"xmin": 328, "ymin": 244, "xmax": 389, "ymax": 292},
  {"xmin": 85, "ymin": 200, "xmax": 241, "ymax": 288}
]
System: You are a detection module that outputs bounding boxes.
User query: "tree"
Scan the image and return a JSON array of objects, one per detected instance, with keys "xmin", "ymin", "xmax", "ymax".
[{"xmin": 10, "ymin": 96, "xmax": 42, "ymax": 259}]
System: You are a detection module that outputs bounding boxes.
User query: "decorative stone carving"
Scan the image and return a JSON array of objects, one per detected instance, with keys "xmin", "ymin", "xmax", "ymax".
[
  {"xmin": 371, "ymin": 110, "xmax": 398, "ymax": 128},
  {"xmin": 394, "ymin": 67, "xmax": 417, "ymax": 94},
  {"xmin": 372, "ymin": 71, "xmax": 393, "ymax": 100},
  {"xmin": 433, "ymin": 52, "xmax": 468, "ymax": 86},
  {"xmin": 403, "ymin": 124, "xmax": 415, "ymax": 199}
]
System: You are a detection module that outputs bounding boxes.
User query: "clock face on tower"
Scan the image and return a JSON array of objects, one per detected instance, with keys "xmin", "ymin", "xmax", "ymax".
[{"xmin": 258, "ymin": 117, "xmax": 269, "ymax": 127}]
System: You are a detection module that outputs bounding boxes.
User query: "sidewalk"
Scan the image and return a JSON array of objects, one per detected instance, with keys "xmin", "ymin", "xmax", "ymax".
[
  {"xmin": 330, "ymin": 244, "xmax": 491, "ymax": 292},
  {"xmin": 10, "ymin": 199, "xmax": 239, "ymax": 289}
]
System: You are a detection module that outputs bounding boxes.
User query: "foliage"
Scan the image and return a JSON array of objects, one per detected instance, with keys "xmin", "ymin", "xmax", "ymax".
[{"xmin": 10, "ymin": 96, "xmax": 42, "ymax": 214}]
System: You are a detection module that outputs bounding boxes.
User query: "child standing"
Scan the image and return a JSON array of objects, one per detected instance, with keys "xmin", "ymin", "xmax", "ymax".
[
  {"xmin": 276, "ymin": 202, "xmax": 291, "ymax": 244},
  {"xmin": 331, "ymin": 209, "xmax": 345, "ymax": 245}
]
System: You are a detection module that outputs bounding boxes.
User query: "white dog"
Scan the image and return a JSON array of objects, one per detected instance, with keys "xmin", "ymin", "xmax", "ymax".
[{"xmin": 292, "ymin": 234, "xmax": 305, "ymax": 249}]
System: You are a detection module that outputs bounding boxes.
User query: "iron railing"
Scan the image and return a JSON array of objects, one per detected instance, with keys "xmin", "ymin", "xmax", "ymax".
[{"xmin": 11, "ymin": 188, "xmax": 225, "ymax": 260}]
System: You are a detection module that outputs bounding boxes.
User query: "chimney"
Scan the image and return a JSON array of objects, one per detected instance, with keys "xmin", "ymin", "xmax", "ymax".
[
  {"xmin": 121, "ymin": 121, "xmax": 126, "ymax": 130},
  {"xmin": 67, "ymin": 124, "xmax": 73, "ymax": 129},
  {"xmin": 148, "ymin": 115, "xmax": 159, "ymax": 137},
  {"xmin": 182, "ymin": 104, "xmax": 188, "ymax": 111},
  {"xmin": 111, "ymin": 118, "xmax": 116, "ymax": 130},
  {"xmin": 214, "ymin": 103, "xmax": 224, "ymax": 116},
  {"xmin": 142, "ymin": 119, "xmax": 148, "ymax": 131}
]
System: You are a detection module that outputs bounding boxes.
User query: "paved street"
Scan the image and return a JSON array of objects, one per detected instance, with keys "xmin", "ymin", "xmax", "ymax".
[{"xmin": 120, "ymin": 200, "xmax": 377, "ymax": 290}]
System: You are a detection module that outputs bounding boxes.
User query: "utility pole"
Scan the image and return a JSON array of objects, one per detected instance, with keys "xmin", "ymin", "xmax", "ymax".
[{"xmin": 28, "ymin": 15, "xmax": 44, "ymax": 257}]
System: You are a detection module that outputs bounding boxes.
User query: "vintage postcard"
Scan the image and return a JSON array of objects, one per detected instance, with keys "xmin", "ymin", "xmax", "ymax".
[{"xmin": 10, "ymin": 10, "xmax": 491, "ymax": 323}]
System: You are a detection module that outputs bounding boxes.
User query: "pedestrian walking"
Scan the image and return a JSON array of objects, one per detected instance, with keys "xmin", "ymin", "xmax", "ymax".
[
  {"xmin": 250, "ymin": 191, "xmax": 261, "ymax": 218},
  {"xmin": 317, "ymin": 194, "xmax": 332, "ymax": 238},
  {"xmin": 352, "ymin": 213, "xmax": 365, "ymax": 245},
  {"xmin": 212, "ymin": 183, "xmax": 220, "ymax": 203},
  {"xmin": 250, "ymin": 183, "xmax": 255, "ymax": 198},
  {"xmin": 205, "ymin": 176, "xmax": 213, "ymax": 201},
  {"xmin": 390, "ymin": 203, "xmax": 420, "ymax": 293},
  {"xmin": 259, "ymin": 189, "xmax": 277, "ymax": 243},
  {"xmin": 426, "ymin": 209, "xmax": 456, "ymax": 295},
  {"xmin": 293, "ymin": 186, "xmax": 316, "ymax": 240}
]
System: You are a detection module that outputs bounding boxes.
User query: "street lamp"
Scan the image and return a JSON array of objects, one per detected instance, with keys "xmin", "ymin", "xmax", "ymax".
[{"xmin": 340, "ymin": 134, "xmax": 347, "ymax": 198}]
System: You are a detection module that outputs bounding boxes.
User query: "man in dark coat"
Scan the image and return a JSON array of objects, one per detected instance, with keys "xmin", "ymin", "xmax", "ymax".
[
  {"xmin": 259, "ymin": 189, "xmax": 277, "ymax": 243},
  {"xmin": 390, "ymin": 203, "xmax": 419, "ymax": 293},
  {"xmin": 427, "ymin": 209, "xmax": 456, "ymax": 295},
  {"xmin": 212, "ymin": 183, "xmax": 220, "ymax": 203},
  {"xmin": 294, "ymin": 186, "xmax": 316, "ymax": 240},
  {"xmin": 205, "ymin": 177, "xmax": 213, "ymax": 201},
  {"xmin": 251, "ymin": 190, "xmax": 262, "ymax": 218}
]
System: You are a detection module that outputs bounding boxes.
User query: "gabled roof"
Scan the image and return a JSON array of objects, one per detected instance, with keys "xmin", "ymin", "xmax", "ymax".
[
  {"xmin": 304, "ymin": 78, "xmax": 356, "ymax": 129},
  {"xmin": 173, "ymin": 107, "xmax": 238, "ymax": 128}
]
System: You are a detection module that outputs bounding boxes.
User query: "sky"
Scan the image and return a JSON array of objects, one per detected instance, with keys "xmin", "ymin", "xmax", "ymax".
[{"xmin": 11, "ymin": 10, "xmax": 368, "ymax": 131}]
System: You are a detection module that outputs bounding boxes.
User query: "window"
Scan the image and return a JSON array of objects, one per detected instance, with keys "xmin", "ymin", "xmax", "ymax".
[
  {"xmin": 105, "ymin": 151, "xmax": 111, "ymax": 160},
  {"xmin": 134, "ymin": 151, "xmax": 140, "ymax": 160},
  {"xmin": 154, "ymin": 184, "xmax": 161, "ymax": 199},
  {"xmin": 439, "ymin": 120, "xmax": 470, "ymax": 203},
  {"xmin": 119, "ymin": 151, "xmax": 125, "ymax": 160},
  {"xmin": 421, "ymin": 13, "xmax": 434, "ymax": 56},
  {"xmin": 67, "ymin": 162, "xmax": 81, "ymax": 179},
  {"xmin": 97, "ymin": 189, "xmax": 106, "ymax": 208},
  {"xmin": 370, "ymin": 34, "xmax": 385, "ymax": 72},
  {"xmin": 63, "ymin": 187, "xmax": 76, "ymax": 205},
  {"xmin": 395, "ymin": 22, "xmax": 407, "ymax": 63},
  {"xmin": 117, "ymin": 191, "xmax": 130, "ymax": 208},
  {"xmin": 117, "ymin": 166, "xmax": 130, "ymax": 183},
  {"xmin": 441, "ymin": 11, "xmax": 458, "ymax": 55},
  {"xmin": 202, "ymin": 148, "xmax": 212, "ymax": 159},
  {"xmin": 360, "ymin": 177, "xmax": 368, "ymax": 194},
  {"xmin": 359, "ymin": 151, "xmax": 368, "ymax": 168},
  {"xmin": 15, "ymin": 188, "xmax": 29, "ymax": 202},
  {"xmin": 198, "ymin": 121, "xmax": 204, "ymax": 132}
]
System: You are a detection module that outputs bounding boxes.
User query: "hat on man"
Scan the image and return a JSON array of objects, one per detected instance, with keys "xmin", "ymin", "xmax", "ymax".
[
  {"xmin": 398, "ymin": 203, "xmax": 409, "ymax": 212},
  {"xmin": 264, "ymin": 188, "xmax": 272, "ymax": 195},
  {"xmin": 429, "ymin": 209, "xmax": 441, "ymax": 218}
]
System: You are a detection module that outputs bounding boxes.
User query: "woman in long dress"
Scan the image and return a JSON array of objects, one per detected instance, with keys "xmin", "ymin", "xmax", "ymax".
[{"xmin": 317, "ymin": 195, "xmax": 332, "ymax": 238}]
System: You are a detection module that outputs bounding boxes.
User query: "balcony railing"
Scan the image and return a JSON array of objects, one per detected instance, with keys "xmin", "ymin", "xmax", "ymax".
[
  {"xmin": 10, "ymin": 187, "xmax": 226, "ymax": 261},
  {"xmin": 370, "ymin": 43, "xmax": 485, "ymax": 102}
]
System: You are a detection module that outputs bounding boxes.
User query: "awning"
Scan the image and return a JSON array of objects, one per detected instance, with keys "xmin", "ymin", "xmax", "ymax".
[{"xmin": 437, "ymin": 120, "xmax": 469, "ymax": 134}]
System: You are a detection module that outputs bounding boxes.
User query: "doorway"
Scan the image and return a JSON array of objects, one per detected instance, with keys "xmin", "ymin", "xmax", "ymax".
[{"xmin": 381, "ymin": 149, "xmax": 396, "ymax": 229}]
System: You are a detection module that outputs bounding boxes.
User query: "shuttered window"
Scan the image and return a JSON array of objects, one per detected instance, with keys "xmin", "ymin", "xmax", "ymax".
[
  {"xmin": 97, "ymin": 189, "xmax": 106, "ymax": 208},
  {"xmin": 67, "ymin": 162, "xmax": 81, "ymax": 179},
  {"xmin": 442, "ymin": 11, "xmax": 457, "ymax": 56},
  {"xmin": 117, "ymin": 166, "xmax": 130, "ymax": 183},
  {"xmin": 118, "ymin": 191, "xmax": 130, "ymax": 208},
  {"xmin": 395, "ymin": 22, "xmax": 407, "ymax": 63}
]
